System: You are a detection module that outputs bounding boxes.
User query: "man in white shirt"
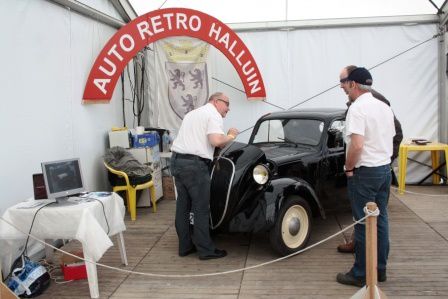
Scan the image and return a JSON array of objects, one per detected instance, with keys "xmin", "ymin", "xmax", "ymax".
[
  {"xmin": 336, "ymin": 67, "xmax": 395, "ymax": 286},
  {"xmin": 170, "ymin": 92, "xmax": 239, "ymax": 260}
]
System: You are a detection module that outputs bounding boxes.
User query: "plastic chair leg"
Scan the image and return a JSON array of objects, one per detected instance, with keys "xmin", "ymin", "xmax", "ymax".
[
  {"xmin": 128, "ymin": 189, "xmax": 137, "ymax": 221},
  {"xmin": 150, "ymin": 185, "xmax": 157, "ymax": 213}
]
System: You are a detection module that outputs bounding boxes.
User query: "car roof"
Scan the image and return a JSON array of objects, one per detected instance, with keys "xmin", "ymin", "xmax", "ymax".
[{"xmin": 259, "ymin": 108, "xmax": 346, "ymax": 121}]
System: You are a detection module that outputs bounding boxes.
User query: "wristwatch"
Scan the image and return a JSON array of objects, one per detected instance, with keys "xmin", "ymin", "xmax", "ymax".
[{"xmin": 344, "ymin": 165, "xmax": 354, "ymax": 173}]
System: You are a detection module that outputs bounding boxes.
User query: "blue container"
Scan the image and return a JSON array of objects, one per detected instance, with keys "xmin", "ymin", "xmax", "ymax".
[{"xmin": 133, "ymin": 132, "xmax": 159, "ymax": 148}]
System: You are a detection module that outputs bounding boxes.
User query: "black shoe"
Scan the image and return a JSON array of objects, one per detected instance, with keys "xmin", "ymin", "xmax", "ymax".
[
  {"xmin": 378, "ymin": 270, "xmax": 387, "ymax": 282},
  {"xmin": 336, "ymin": 271, "xmax": 365, "ymax": 287},
  {"xmin": 199, "ymin": 249, "xmax": 227, "ymax": 260},
  {"xmin": 179, "ymin": 247, "xmax": 197, "ymax": 257}
]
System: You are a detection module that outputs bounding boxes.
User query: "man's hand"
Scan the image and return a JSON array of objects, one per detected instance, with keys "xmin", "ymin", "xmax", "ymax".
[
  {"xmin": 227, "ymin": 128, "xmax": 239, "ymax": 139},
  {"xmin": 208, "ymin": 128, "xmax": 239, "ymax": 148},
  {"xmin": 345, "ymin": 170, "xmax": 354, "ymax": 177}
]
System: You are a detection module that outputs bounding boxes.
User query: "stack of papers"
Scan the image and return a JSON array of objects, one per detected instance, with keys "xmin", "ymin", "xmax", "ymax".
[{"xmin": 16, "ymin": 200, "xmax": 55, "ymax": 209}]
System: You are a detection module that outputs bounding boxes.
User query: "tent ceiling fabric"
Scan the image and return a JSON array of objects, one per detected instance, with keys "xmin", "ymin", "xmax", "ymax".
[{"xmin": 129, "ymin": 0, "xmax": 445, "ymax": 23}]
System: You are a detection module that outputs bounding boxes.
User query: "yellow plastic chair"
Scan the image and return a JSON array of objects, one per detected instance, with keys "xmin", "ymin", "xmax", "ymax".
[{"xmin": 104, "ymin": 161, "xmax": 156, "ymax": 221}]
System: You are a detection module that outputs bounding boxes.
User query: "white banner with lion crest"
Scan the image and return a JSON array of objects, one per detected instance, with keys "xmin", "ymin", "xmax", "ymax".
[{"xmin": 152, "ymin": 37, "xmax": 210, "ymax": 131}]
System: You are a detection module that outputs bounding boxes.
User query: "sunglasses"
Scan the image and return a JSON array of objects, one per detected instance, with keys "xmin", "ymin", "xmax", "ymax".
[
  {"xmin": 339, "ymin": 77, "xmax": 351, "ymax": 83},
  {"xmin": 216, "ymin": 98, "xmax": 230, "ymax": 107}
]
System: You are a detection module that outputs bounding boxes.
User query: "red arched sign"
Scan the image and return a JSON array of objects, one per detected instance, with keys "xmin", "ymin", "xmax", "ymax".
[{"xmin": 83, "ymin": 8, "xmax": 266, "ymax": 103}]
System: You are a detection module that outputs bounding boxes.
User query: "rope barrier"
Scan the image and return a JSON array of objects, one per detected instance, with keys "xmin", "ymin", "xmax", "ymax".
[{"xmin": 0, "ymin": 212, "xmax": 372, "ymax": 278}]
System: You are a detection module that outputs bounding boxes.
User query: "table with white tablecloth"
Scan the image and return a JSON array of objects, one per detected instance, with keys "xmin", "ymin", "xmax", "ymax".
[{"xmin": 0, "ymin": 192, "xmax": 128, "ymax": 298}]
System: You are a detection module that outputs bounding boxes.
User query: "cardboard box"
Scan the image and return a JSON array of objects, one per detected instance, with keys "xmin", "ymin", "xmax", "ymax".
[
  {"xmin": 60, "ymin": 251, "xmax": 87, "ymax": 281},
  {"xmin": 162, "ymin": 176, "xmax": 176, "ymax": 200},
  {"xmin": 109, "ymin": 130, "xmax": 131, "ymax": 148}
]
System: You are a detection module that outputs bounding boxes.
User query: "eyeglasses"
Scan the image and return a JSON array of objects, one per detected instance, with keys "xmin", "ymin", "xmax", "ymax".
[
  {"xmin": 216, "ymin": 98, "xmax": 230, "ymax": 107},
  {"xmin": 339, "ymin": 77, "xmax": 350, "ymax": 84}
]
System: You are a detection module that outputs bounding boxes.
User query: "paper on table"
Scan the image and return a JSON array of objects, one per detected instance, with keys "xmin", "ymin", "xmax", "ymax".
[{"xmin": 15, "ymin": 200, "xmax": 55, "ymax": 209}]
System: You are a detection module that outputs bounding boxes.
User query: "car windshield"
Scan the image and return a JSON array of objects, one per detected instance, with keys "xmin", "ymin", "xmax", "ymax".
[{"xmin": 252, "ymin": 118, "xmax": 324, "ymax": 146}]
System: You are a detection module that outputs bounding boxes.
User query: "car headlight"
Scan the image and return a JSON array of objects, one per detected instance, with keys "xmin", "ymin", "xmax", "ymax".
[{"xmin": 253, "ymin": 164, "xmax": 269, "ymax": 185}]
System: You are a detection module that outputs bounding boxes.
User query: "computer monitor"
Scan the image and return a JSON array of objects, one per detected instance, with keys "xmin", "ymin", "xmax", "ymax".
[{"xmin": 41, "ymin": 158, "xmax": 85, "ymax": 200}]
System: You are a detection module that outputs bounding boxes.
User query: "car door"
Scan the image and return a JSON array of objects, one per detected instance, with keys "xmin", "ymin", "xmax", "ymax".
[{"xmin": 320, "ymin": 118, "xmax": 348, "ymax": 212}]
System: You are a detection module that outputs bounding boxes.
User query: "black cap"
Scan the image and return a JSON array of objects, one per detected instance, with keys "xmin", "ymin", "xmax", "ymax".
[{"xmin": 347, "ymin": 67, "xmax": 373, "ymax": 86}]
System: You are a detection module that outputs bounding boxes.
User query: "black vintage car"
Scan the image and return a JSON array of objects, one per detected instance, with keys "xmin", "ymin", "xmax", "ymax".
[{"xmin": 210, "ymin": 108, "xmax": 349, "ymax": 255}]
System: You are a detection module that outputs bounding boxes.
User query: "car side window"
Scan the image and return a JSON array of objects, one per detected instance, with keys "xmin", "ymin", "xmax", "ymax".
[{"xmin": 327, "ymin": 120, "xmax": 345, "ymax": 149}]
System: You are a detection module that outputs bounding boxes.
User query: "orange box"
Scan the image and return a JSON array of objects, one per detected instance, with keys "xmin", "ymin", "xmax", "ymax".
[{"xmin": 60, "ymin": 251, "xmax": 87, "ymax": 281}]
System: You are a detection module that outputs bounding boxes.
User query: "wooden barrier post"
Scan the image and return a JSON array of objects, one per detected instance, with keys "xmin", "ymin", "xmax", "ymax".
[
  {"xmin": 352, "ymin": 202, "xmax": 388, "ymax": 299},
  {"xmin": 366, "ymin": 202, "xmax": 378, "ymax": 298}
]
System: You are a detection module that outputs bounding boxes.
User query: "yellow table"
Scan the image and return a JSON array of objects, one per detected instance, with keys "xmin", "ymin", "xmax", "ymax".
[{"xmin": 398, "ymin": 142, "xmax": 448, "ymax": 194}]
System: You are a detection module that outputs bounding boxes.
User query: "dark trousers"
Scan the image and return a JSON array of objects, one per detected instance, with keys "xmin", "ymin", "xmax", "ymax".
[
  {"xmin": 170, "ymin": 157, "xmax": 215, "ymax": 256},
  {"xmin": 347, "ymin": 165, "xmax": 391, "ymax": 278}
]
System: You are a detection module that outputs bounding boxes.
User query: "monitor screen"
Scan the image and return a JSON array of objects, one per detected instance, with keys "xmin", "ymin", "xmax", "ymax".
[{"xmin": 41, "ymin": 158, "xmax": 85, "ymax": 199}]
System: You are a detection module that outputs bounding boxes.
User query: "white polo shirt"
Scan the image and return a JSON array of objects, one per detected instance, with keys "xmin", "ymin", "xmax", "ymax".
[
  {"xmin": 171, "ymin": 103, "xmax": 224, "ymax": 160},
  {"xmin": 345, "ymin": 92, "xmax": 395, "ymax": 168}
]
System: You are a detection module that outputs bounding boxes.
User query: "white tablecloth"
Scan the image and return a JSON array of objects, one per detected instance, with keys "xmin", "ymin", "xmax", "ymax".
[{"xmin": 0, "ymin": 192, "xmax": 126, "ymax": 273}]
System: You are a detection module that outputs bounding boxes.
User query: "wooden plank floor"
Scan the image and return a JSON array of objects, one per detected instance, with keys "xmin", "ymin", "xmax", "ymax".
[{"xmin": 42, "ymin": 185, "xmax": 448, "ymax": 298}]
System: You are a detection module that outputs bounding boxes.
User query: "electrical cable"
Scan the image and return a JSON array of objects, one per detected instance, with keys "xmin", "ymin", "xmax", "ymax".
[
  {"xmin": 2, "ymin": 201, "xmax": 55, "ymax": 282},
  {"xmin": 133, "ymin": 58, "xmax": 139, "ymax": 127},
  {"xmin": 22, "ymin": 202, "xmax": 56, "ymax": 256},
  {"xmin": 138, "ymin": 54, "xmax": 146, "ymax": 125},
  {"xmin": 84, "ymin": 197, "xmax": 110, "ymax": 235},
  {"xmin": 39, "ymin": 259, "xmax": 73, "ymax": 284},
  {"xmin": 130, "ymin": 56, "xmax": 145, "ymax": 126},
  {"xmin": 121, "ymin": 72, "xmax": 126, "ymax": 127},
  {"xmin": 126, "ymin": 57, "xmax": 143, "ymax": 127},
  {"xmin": 2, "ymin": 196, "xmax": 110, "ymax": 283},
  {"xmin": 158, "ymin": 0, "xmax": 169, "ymax": 10}
]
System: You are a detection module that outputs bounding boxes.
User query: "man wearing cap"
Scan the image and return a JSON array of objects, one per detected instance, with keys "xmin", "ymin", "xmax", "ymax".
[
  {"xmin": 336, "ymin": 67, "xmax": 395, "ymax": 286},
  {"xmin": 337, "ymin": 65, "xmax": 403, "ymax": 254}
]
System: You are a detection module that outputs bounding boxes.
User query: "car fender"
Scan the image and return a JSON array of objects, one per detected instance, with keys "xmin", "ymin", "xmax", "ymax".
[{"xmin": 263, "ymin": 177, "xmax": 326, "ymax": 226}]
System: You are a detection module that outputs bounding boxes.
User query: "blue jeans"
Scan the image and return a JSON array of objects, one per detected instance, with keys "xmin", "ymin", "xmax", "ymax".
[
  {"xmin": 347, "ymin": 165, "xmax": 391, "ymax": 278},
  {"xmin": 170, "ymin": 156, "xmax": 216, "ymax": 256}
]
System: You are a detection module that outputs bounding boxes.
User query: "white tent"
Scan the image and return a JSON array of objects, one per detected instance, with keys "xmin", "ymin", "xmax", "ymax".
[{"xmin": 1, "ymin": 0, "xmax": 447, "ymax": 216}]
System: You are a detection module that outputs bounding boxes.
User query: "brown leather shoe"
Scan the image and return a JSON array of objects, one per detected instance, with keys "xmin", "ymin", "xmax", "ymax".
[{"xmin": 337, "ymin": 241, "xmax": 354, "ymax": 253}]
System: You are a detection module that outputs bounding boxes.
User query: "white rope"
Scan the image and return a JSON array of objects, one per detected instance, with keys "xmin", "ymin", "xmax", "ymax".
[
  {"xmin": 363, "ymin": 206, "xmax": 380, "ymax": 217},
  {"xmin": 0, "ymin": 213, "xmax": 372, "ymax": 278},
  {"xmin": 391, "ymin": 186, "xmax": 448, "ymax": 197}
]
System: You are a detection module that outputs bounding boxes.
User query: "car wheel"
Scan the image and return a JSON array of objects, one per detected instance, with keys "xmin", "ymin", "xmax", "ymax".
[{"xmin": 269, "ymin": 195, "xmax": 312, "ymax": 256}]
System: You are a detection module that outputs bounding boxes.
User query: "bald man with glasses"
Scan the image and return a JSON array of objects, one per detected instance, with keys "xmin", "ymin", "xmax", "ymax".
[{"xmin": 170, "ymin": 92, "xmax": 239, "ymax": 260}]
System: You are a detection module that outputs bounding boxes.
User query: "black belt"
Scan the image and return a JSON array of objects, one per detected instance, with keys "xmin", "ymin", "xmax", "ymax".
[{"xmin": 172, "ymin": 152, "xmax": 211, "ymax": 165}]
